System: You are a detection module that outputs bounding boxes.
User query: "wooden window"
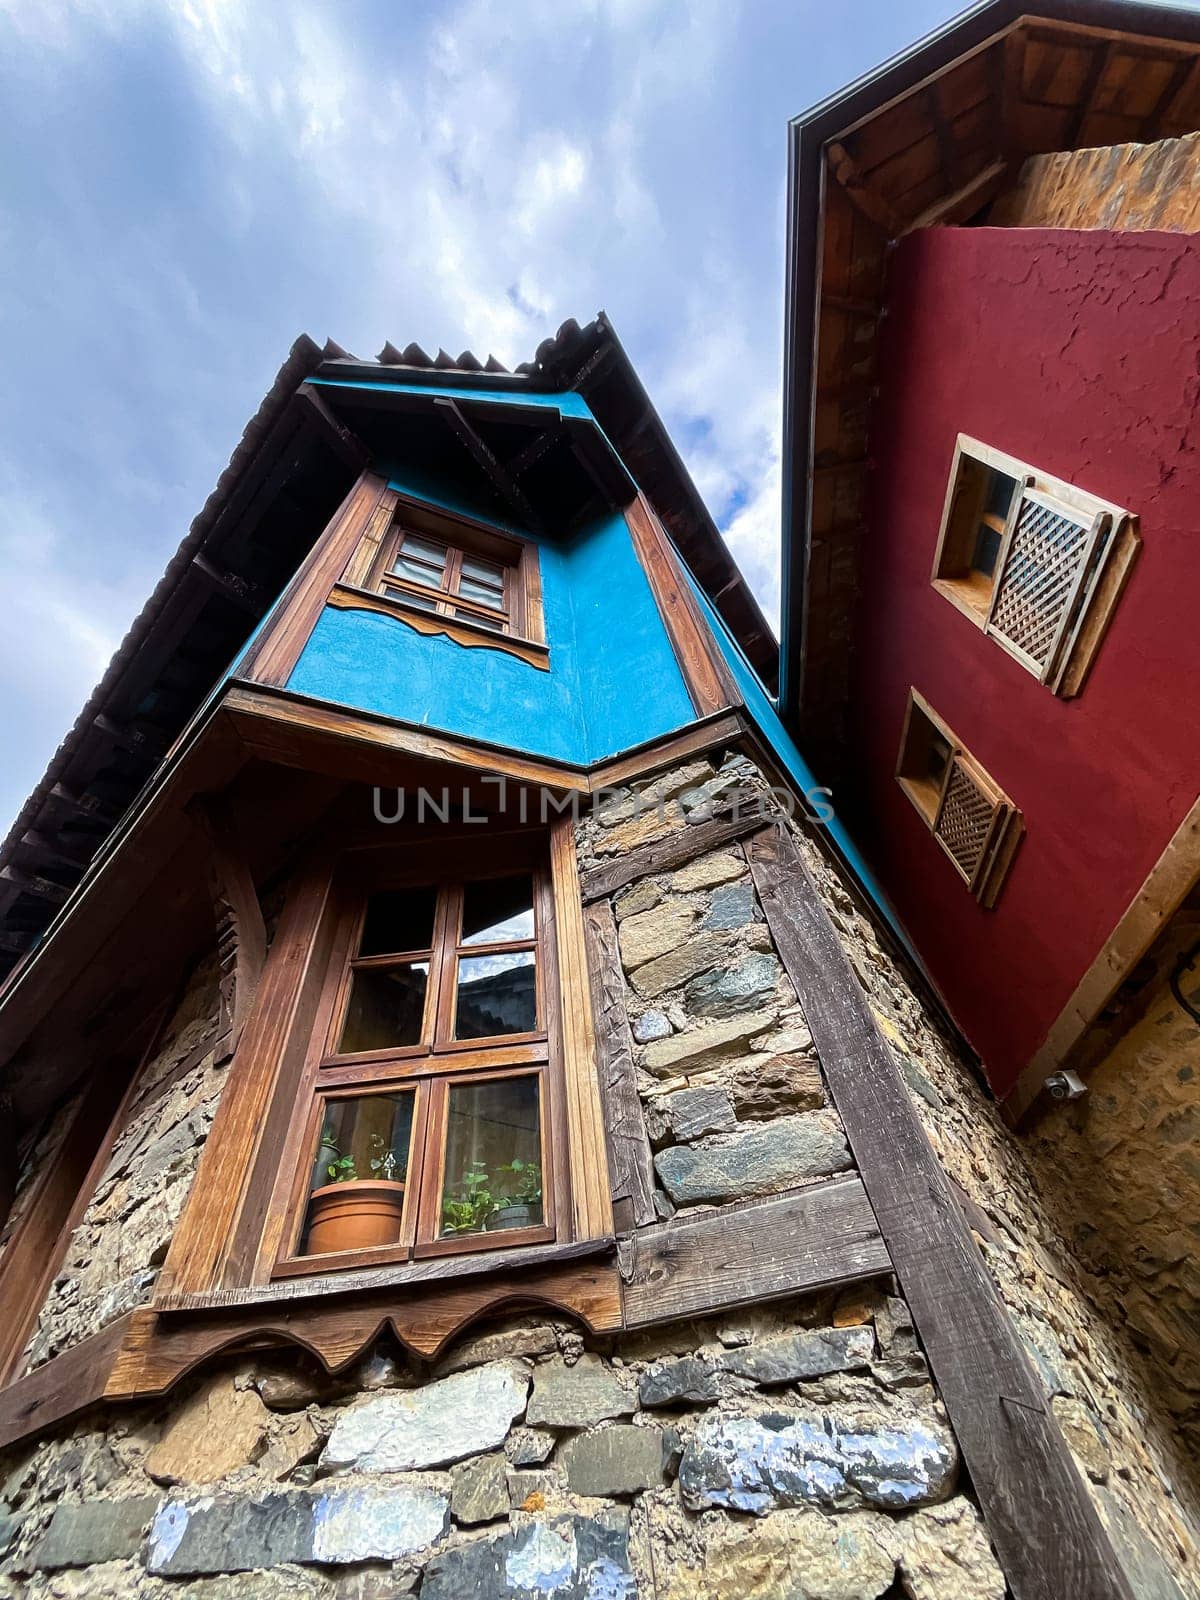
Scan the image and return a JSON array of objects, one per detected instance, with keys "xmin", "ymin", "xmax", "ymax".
[
  {"xmin": 931, "ymin": 436, "xmax": 1138, "ymax": 695},
  {"xmin": 335, "ymin": 497, "xmax": 547, "ymax": 668},
  {"xmin": 275, "ymin": 857, "xmax": 560, "ymax": 1274},
  {"xmin": 896, "ymin": 689, "xmax": 1023, "ymax": 907}
]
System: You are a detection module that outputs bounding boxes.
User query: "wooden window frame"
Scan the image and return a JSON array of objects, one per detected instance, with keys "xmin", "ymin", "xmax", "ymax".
[
  {"xmin": 896, "ymin": 688, "xmax": 1024, "ymax": 907},
  {"xmin": 931, "ymin": 435, "xmax": 1139, "ymax": 696},
  {"xmin": 333, "ymin": 496, "xmax": 548, "ymax": 671},
  {"xmin": 156, "ymin": 815, "xmax": 609, "ymax": 1309},
  {"xmin": 269, "ymin": 855, "xmax": 560, "ymax": 1278}
]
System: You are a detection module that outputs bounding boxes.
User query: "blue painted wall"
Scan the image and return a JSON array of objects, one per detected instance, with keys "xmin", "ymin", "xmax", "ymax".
[{"xmin": 286, "ymin": 469, "xmax": 695, "ymax": 767}]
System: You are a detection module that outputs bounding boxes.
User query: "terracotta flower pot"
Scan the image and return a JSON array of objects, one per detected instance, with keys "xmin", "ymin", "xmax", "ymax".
[{"xmin": 306, "ymin": 1180, "xmax": 406, "ymax": 1256}]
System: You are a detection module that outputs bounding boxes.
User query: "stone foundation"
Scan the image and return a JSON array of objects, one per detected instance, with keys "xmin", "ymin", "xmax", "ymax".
[{"xmin": 0, "ymin": 745, "xmax": 1195, "ymax": 1595}]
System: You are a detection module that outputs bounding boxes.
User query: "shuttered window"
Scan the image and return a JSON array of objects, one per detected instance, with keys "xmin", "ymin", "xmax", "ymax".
[
  {"xmin": 897, "ymin": 690, "xmax": 1022, "ymax": 907},
  {"xmin": 931, "ymin": 437, "xmax": 1137, "ymax": 697}
]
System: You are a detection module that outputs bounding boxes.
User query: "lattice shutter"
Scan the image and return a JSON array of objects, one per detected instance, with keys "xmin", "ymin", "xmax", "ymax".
[
  {"xmin": 933, "ymin": 753, "xmax": 1004, "ymax": 888},
  {"xmin": 984, "ymin": 489, "xmax": 1110, "ymax": 684}
]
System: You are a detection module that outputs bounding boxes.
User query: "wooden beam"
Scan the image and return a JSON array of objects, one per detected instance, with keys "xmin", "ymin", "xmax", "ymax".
[
  {"xmin": 619, "ymin": 1176, "xmax": 889, "ymax": 1328},
  {"xmin": 295, "ymin": 382, "xmax": 370, "ymax": 471},
  {"xmin": 821, "ymin": 294, "xmax": 881, "ymax": 320},
  {"xmin": 19, "ymin": 829, "xmax": 96, "ymax": 871},
  {"xmin": 907, "ymin": 158, "xmax": 1008, "ymax": 231},
  {"xmin": 190, "ymin": 553, "xmax": 262, "ymax": 616},
  {"xmin": 624, "ymin": 494, "xmax": 736, "ymax": 720},
  {"xmin": 1068, "ymin": 42, "xmax": 1112, "ymax": 147},
  {"xmin": 433, "ymin": 398, "xmax": 543, "ymax": 532},
  {"xmin": 0, "ymin": 865, "xmax": 70, "ymax": 905},
  {"xmin": 0, "ymin": 1314, "xmax": 134, "ymax": 1452},
  {"xmin": 580, "ymin": 804, "xmax": 771, "ymax": 905},
  {"xmin": 827, "ymin": 143, "xmax": 903, "ymax": 235},
  {"xmin": 1152, "ymin": 54, "xmax": 1200, "ymax": 133},
  {"xmin": 506, "ymin": 427, "xmax": 560, "ymax": 478},
  {"xmin": 582, "ymin": 901, "xmax": 657, "ymax": 1231},
  {"xmin": 562, "ymin": 415, "xmax": 637, "ymax": 510},
  {"xmin": 1009, "ymin": 795, "xmax": 1200, "ymax": 1121},
  {"xmin": 925, "ymin": 82, "xmax": 963, "ymax": 190},
  {"xmin": 588, "ymin": 711, "xmax": 744, "ymax": 794},
  {"xmin": 746, "ymin": 824, "xmax": 1134, "ymax": 1600},
  {"xmin": 239, "ymin": 470, "xmax": 392, "ymax": 689}
]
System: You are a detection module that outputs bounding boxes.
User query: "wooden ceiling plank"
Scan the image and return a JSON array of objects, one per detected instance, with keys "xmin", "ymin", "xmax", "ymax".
[
  {"xmin": 827, "ymin": 144, "xmax": 904, "ymax": 236},
  {"xmin": 1068, "ymin": 41, "xmax": 1113, "ymax": 147},
  {"xmin": 907, "ymin": 157, "xmax": 1009, "ymax": 231},
  {"xmin": 1144, "ymin": 53, "xmax": 1200, "ymax": 137},
  {"xmin": 433, "ymin": 397, "xmax": 543, "ymax": 533}
]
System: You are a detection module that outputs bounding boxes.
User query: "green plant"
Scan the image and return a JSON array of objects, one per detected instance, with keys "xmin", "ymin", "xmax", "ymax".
[
  {"xmin": 495, "ymin": 1159, "xmax": 542, "ymax": 1207},
  {"xmin": 326, "ymin": 1153, "xmax": 357, "ymax": 1184},
  {"xmin": 440, "ymin": 1161, "xmax": 497, "ymax": 1234}
]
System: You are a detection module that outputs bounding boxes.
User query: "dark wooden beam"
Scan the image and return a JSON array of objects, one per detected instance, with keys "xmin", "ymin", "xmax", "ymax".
[
  {"xmin": 295, "ymin": 382, "xmax": 370, "ymax": 471},
  {"xmin": 907, "ymin": 158, "xmax": 1008, "ymax": 231},
  {"xmin": 1143, "ymin": 52, "xmax": 1198, "ymax": 138},
  {"xmin": 926, "ymin": 81, "xmax": 963, "ymax": 190},
  {"xmin": 1068, "ymin": 42, "xmax": 1112, "ymax": 147},
  {"xmin": 506, "ymin": 427, "xmax": 560, "ymax": 478},
  {"xmin": 827, "ymin": 143, "xmax": 903, "ymax": 235},
  {"xmin": 189, "ymin": 796, "xmax": 268, "ymax": 1050},
  {"xmin": 582, "ymin": 901, "xmax": 656, "ymax": 1231},
  {"xmin": 580, "ymin": 806, "xmax": 769, "ymax": 904},
  {"xmin": 619, "ymin": 1176, "xmax": 890, "ymax": 1328},
  {"xmin": 190, "ymin": 553, "xmax": 262, "ymax": 616},
  {"xmin": 0, "ymin": 865, "xmax": 71, "ymax": 905},
  {"xmin": 745, "ymin": 823, "xmax": 1134, "ymax": 1600},
  {"xmin": 433, "ymin": 398, "xmax": 543, "ymax": 532},
  {"xmin": 19, "ymin": 829, "xmax": 96, "ymax": 871},
  {"xmin": 563, "ymin": 416, "xmax": 636, "ymax": 510}
]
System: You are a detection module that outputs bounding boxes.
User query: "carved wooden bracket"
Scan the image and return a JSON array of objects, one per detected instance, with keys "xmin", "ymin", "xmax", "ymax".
[{"xmin": 189, "ymin": 795, "xmax": 268, "ymax": 1053}]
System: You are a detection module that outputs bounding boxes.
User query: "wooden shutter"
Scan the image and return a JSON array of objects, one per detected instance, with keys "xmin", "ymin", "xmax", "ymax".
[
  {"xmin": 932, "ymin": 751, "xmax": 1007, "ymax": 892},
  {"xmin": 984, "ymin": 487, "xmax": 1112, "ymax": 687}
]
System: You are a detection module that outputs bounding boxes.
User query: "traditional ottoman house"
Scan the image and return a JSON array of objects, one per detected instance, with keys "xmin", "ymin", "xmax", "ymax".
[
  {"xmin": 0, "ymin": 69, "xmax": 1196, "ymax": 1600},
  {"xmin": 780, "ymin": 0, "xmax": 1200, "ymax": 1495}
]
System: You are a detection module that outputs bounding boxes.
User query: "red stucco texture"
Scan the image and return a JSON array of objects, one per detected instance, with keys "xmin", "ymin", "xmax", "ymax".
[{"xmin": 849, "ymin": 225, "xmax": 1200, "ymax": 1096}]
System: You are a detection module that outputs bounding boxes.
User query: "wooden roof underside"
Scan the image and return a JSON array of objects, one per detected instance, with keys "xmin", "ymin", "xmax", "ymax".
[{"xmin": 786, "ymin": 5, "xmax": 1200, "ymax": 780}]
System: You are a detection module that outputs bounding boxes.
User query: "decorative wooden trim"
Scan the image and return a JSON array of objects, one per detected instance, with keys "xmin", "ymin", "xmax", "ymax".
[
  {"xmin": 1009, "ymin": 793, "xmax": 1200, "ymax": 1121},
  {"xmin": 582, "ymin": 902, "xmax": 656, "ymax": 1232},
  {"xmin": 224, "ymin": 683, "xmax": 591, "ymax": 795},
  {"xmin": 746, "ymin": 823, "xmax": 1134, "ymax": 1600},
  {"xmin": 156, "ymin": 846, "xmax": 341, "ymax": 1300},
  {"xmin": 624, "ymin": 494, "xmax": 737, "ymax": 719},
  {"xmin": 548, "ymin": 819, "xmax": 613, "ymax": 1242},
  {"xmin": 619, "ymin": 1177, "xmax": 890, "ymax": 1328},
  {"xmin": 241, "ymin": 472, "xmax": 394, "ymax": 689},
  {"xmin": 327, "ymin": 584, "xmax": 550, "ymax": 670},
  {"xmin": 0, "ymin": 1254, "xmax": 623, "ymax": 1454},
  {"xmin": 189, "ymin": 796, "xmax": 267, "ymax": 1049}
]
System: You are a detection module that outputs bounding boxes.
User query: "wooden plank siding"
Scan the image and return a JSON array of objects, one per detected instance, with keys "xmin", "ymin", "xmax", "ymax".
[{"xmin": 745, "ymin": 822, "xmax": 1134, "ymax": 1600}]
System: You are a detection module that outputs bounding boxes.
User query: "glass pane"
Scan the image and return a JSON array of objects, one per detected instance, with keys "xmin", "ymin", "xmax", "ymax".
[
  {"xmin": 460, "ymin": 553, "xmax": 504, "ymax": 585},
  {"xmin": 391, "ymin": 556, "xmax": 446, "ymax": 588},
  {"xmin": 386, "ymin": 585, "xmax": 438, "ymax": 612},
  {"xmin": 461, "ymin": 875, "xmax": 535, "ymax": 946},
  {"xmin": 440, "ymin": 1076, "xmax": 543, "ymax": 1238},
  {"xmin": 453, "ymin": 606, "xmax": 504, "ymax": 632},
  {"xmin": 459, "ymin": 576, "xmax": 505, "ymax": 609},
  {"xmin": 338, "ymin": 962, "xmax": 429, "ymax": 1053},
  {"xmin": 398, "ymin": 533, "xmax": 447, "ymax": 569},
  {"xmin": 304, "ymin": 1091, "xmax": 415, "ymax": 1256},
  {"xmin": 360, "ymin": 888, "xmax": 437, "ymax": 957},
  {"xmin": 455, "ymin": 951, "xmax": 537, "ymax": 1039}
]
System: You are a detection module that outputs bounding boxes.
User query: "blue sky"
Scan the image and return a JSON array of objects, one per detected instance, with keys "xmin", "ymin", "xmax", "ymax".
[{"xmin": 0, "ymin": 0, "xmax": 965, "ymax": 835}]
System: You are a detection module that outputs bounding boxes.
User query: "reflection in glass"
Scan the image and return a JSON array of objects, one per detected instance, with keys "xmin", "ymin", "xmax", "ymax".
[
  {"xmin": 455, "ymin": 951, "xmax": 536, "ymax": 1039},
  {"xmin": 391, "ymin": 534, "xmax": 447, "ymax": 584},
  {"xmin": 304, "ymin": 1091, "xmax": 414, "ymax": 1256},
  {"xmin": 460, "ymin": 553, "xmax": 504, "ymax": 586},
  {"xmin": 459, "ymin": 576, "xmax": 504, "ymax": 609},
  {"xmin": 359, "ymin": 888, "xmax": 437, "ymax": 957},
  {"xmin": 461, "ymin": 876, "xmax": 535, "ymax": 945},
  {"xmin": 338, "ymin": 962, "xmax": 429, "ymax": 1053},
  {"xmin": 386, "ymin": 586, "xmax": 438, "ymax": 612},
  {"xmin": 453, "ymin": 606, "xmax": 504, "ymax": 632},
  {"xmin": 440, "ymin": 1076, "xmax": 543, "ymax": 1238}
]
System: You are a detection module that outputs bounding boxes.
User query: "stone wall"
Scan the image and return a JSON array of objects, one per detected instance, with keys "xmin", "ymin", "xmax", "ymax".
[
  {"xmin": 0, "ymin": 745, "xmax": 1194, "ymax": 1596},
  {"xmin": 791, "ymin": 825, "xmax": 1200, "ymax": 1599},
  {"xmin": 1024, "ymin": 917, "xmax": 1200, "ymax": 1463},
  {"xmin": 991, "ymin": 130, "xmax": 1200, "ymax": 231},
  {"xmin": 20, "ymin": 949, "xmax": 226, "ymax": 1374}
]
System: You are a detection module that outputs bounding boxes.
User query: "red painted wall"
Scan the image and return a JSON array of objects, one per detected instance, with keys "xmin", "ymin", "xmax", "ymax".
[{"xmin": 849, "ymin": 225, "xmax": 1200, "ymax": 1096}]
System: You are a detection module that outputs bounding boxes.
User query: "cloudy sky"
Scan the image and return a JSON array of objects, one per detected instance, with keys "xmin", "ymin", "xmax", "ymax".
[{"xmin": 0, "ymin": 0, "xmax": 963, "ymax": 835}]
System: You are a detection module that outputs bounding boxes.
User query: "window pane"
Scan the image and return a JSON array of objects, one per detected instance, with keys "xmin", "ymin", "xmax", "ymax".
[
  {"xmin": 461, "ymin": 875, "xmax": 535, "ymax": 946},
  {"xmin": 360, "ymin": 888, "xmax": 437, "ymax": 957},
  {"xmin": 386, "ymin": 585, "xmax": 438, "ymax": 612},
  {"xmin": 398, "ymin": 533, "xmax": 447, "ymax": 569},
  {"xmin": 460, "ymin": 553, "xmax": 504, "ymax": 586},
  {"xmin": 392, "ymin": 556, "xmax": 446, "ymax": 588},
  {"xmin": 305, "ymin": 1091, "xmax": 415, "ymax": 1256},
  {"xmin": 440, "ymin": 1076, "xmax": 543, "ymax": 1238},
  {"xmin": 452, "ymin": 606, "xmax": 504, "ymax": 632},
  {"xmin": 338, "ymin": 962, "xmax": 429, "ymax": 1053},
  {"xmin": 459, "ymin": 576, "xmax": 505, "ymax": 609},
  {"xmin": 455, "ymin": 951, "xmax": 537, "ymax": 1039}
]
